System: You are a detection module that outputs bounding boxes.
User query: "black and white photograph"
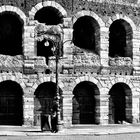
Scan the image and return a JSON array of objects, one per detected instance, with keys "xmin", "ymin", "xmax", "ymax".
[{"xmin": 0, "ymin": 0, "xmax": 140, "ymax": 139}]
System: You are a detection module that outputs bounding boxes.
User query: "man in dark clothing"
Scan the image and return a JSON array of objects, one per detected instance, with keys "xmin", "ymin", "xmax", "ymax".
[
  {"xmin": 51, "ymin": 103, "xmax": 58, "ymax": 133},
  {"xmin": 51, "ymin": 110, "xmax": 58, "ymax": 133}
]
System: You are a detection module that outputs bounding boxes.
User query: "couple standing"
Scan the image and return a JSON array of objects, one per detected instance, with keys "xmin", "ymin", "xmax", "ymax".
[{"xmin": 41, "ymin": 104, "xmax": 58, "ymax": 133}]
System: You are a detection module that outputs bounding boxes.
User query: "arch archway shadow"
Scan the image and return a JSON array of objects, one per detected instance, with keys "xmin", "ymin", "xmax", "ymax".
[
  {"xmin": 109, "ymin": 83, "xmax": 132, "ymax": 124},
  {"xmin": 0, "ymin": 11, "xmax": 23, "ymax": 56},
  {"xmin": 72, "ymin": 81, "xmax": 100, "ymax": 125},
  {"xmin": 73, "ymin": 16, "xmax": 100, "ymax": 55},
  {"xmin": 0, "ymin": 80, "xmax": 23, "ymax": 125},
  {"xmin": 34, "ymin": 82, "xmax": 63, "ymax": 130},
  {"xmin": 109, "ymin": 19, "xmax": 133, "ymax": 58}
]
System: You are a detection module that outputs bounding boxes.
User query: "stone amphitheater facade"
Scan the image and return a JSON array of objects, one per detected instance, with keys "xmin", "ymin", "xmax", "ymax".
[{"xmin": 0, "ymin": 0, "xmax": 140, "ymax": 128}]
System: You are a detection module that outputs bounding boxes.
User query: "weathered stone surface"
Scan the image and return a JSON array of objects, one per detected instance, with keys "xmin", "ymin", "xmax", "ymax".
[{"xmin": 0, "ymin": 0, "xmax": 140, "ymax": 128}]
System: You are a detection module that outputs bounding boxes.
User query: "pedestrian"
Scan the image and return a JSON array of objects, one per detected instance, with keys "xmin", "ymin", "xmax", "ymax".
[
  {"xmin": 51, "ymin": 104, "xmax": 58, "ymax": 133},
  {"xmin": 41, "ymin": 110, "xmax": 52, "ymax": 132},
  {"xmin": 48, "ymin": 112, "xmax": 52, "ymax": 131}
]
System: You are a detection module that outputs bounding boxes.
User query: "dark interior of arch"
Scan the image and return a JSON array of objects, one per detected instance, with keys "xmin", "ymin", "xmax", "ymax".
[
  {"xmin": 73, "ymin": 16, "xmax": 100, "ymax": 54},
  {"xmin": 0, "ymin": 12, "xmax": 23, "ymax": 56},
  {"xmin": 73, "ymin": 81, "xmax": 100, "ymax": 124},
  {"xmin": 34, "ymin": 6, "xmax": 63, "ymax": 25},
  {"xmin": 109, "ymin": 83, "xmax": 132, "ymax": 124},
  {"xmin": 35, "ymin": 82, "xmax": 57, "ymax": 98},
  {"xmin": 34, "ymin": 82, "xmax": 63, "ymax": 122},
  {"xmin": 109, "ymin": 19, "xmax": 133, "ymax": 58},
  {"xmin": 0, "ymin": 80, "xmax": 23, "ymax": 125}
]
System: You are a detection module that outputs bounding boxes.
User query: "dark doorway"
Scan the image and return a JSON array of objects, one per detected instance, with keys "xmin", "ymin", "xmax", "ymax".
[
  {"xmin": 0, "ymin": 12, "xmax": 23, "ymax": 56},
  {"xmin": 109, "ymin": 19, "xmax": 133, "ymax": 58},
  {"xmin": 72, "ymin": 81, "xmax": 100, "ymax": 124},
  {"xmin": 109, "ymin": 83, "xmax": 132, "ymax": 124},
  {"xmin": 34, "ymin": 82, "xmax": 63, "ymax": 126},
  {"xmin": 0, "ymin": 80, "xmax": 23, "ymax": 125},
  {"xmin": 73, "ymin": 16, "xmax": 100, "ymax": 54}
]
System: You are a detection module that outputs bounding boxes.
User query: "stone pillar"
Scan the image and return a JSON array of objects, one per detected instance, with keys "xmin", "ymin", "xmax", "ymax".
[
  {"xmin": 23, "ymin": 95, "xmax": 34, "ymax": 126},
  {"xmin": 23, "ymin": 25, "xmax": 36, "ymax": 74},
  {"xmin": 132, "ymin": 95, "xmax": 140, "ymax": 123},
  {"xmin": 63, "ymin": 28, "xmax": 73, "ymax": 60},
  {"xmin": 62, "ymin": 92, "xmax": 73, "ymax": 128},
  {"xmin": 63, "ymin": 17, "xmax": 73, "ymax": 62},
  {"xmin": 23, "ymin": 25, "xmax": 35, "ymax": 56},
  {"xmin": 100, "ymin": 88, "xmax": 109, "ymax": 124},
  {"xmin": 100, "ymin": 27, "xmax": 109, "ymax": 67},
  {"xmin": 133, "ymin": 30, "xmax": 140, "ymax": 75},
  {"xmin": 23, "ymin": 76, "xmax": 35, "ymax": 126}
]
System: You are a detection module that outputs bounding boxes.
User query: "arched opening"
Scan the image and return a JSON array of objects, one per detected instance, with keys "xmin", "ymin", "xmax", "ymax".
[
  {"xmin": 109, "ymin": 83, "xmax": 132, "ymax": 124},
  {"xmin": 73, "ymin": 16, "xmax": 100, "ymax": 55},
  {"xmin": 35, "ymin": 6, "xmax": 63, "ymax": 64},
  {"xmin": 0, "ymin": 11, "xmax": 23, "ymax": 56},
  {"xmin": 109, "ymin": 19, "xmax": 133, "ymax": 58},
  {"xmin": 34, "ymin": 6, "xmax": 63, "ymax": 25},
  {"xmin": 34, "ymin": 82, "xmax": 63, "ymax": 127},
  {"xmin": 0, "ymin": 80, "xmax": 23, "ymax": 125},
  {"xmin": 72, "ymin": 81, "xmax": 100, "ymax": 124}
]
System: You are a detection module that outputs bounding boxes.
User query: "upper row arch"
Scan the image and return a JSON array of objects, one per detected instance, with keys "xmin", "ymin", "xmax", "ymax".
[
  {"xmin": 72, "ymin": 10, "xmax": 136, "ymax": 31},
  {"xmin": 29, "ymin": 1, "xmax": 67, "ymax": 19},
  {"xmin": 0, "ymin": 3, "xmax": 136, "ymax": 32},
  {"xmin": 0, "ymin": 5, "xmax": 26, "ymax": 25}
]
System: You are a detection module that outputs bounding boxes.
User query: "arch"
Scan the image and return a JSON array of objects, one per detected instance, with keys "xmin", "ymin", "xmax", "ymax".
[
  {"xmin": 0, "ymin": 11, "xmax": 24, "ymax": 56},
  {"xmin": 107, "ymin": 77, "xmax": 133, "ymax": 91},
  {"xmin": 108, "ymin": 82, "xmax": 132, "ymax": 124},
  {"xmin": 73, "ymin": 15, "xmax": 100, "ymax": 54},
  {"xmin": 0, "ymin": 75, "xmax": 26, "ymax": 90},
  {"xmin": 30, "ymin": 1, "xmax": 67, "ymax": 20},
  {"xmin": 72, "ymin": 81, "xmax": 100, "ymax": 124},
  {"xmin": 72, "ymin": 10, "xmax": 105, "ymax": 28},
  {"xmin": 32, "ymin": 77, "xmax": 65, "ymax": 92},
  {"xmin": 111, "ymin": 14, "xmax": 136, "ymax": 31},
  {"xmin": 73, "ymin": 76, "xmax": 100, "ymax": 92},
  {"xmin": 0, "ymin": 5, "xmax": 26, "ymax": 25},
  {"xmin": 109, "ymin": 19, "xmax": 133, "ymax": 58},
  {"xmin": 34, "ymin": 82, "xmax": 63, "ymax": 128},
  {"xmin": 0, "ymin": 80, "xmax": 23, "ymax": 125}
]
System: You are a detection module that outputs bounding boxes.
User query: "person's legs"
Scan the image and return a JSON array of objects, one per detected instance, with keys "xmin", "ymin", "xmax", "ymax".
[
  {"xmin": 41, "ymin": 115, "xmax": 45, "ymax": 131},
  {"xmin": 51, "ymin": 117, "xmax": 55, "ymax": 132},
  {"xmin": 48, "ymin": 115, "xmax": 52, "ymax": 131},
  {"xmin": 51, "ymin": 117, "xmax": 58, "ymax": 132},
  {"xmin": 53, "ymin": 117, "xmax": 58, "ymax": 133}
]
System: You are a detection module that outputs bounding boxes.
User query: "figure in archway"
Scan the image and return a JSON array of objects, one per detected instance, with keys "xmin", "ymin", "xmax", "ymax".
[{"xmin": 34, "ymin": 82, "xmax": 63, "ymax": 131}]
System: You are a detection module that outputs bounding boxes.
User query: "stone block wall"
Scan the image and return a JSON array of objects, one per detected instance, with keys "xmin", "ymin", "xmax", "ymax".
[{"xmin": 0, "ymin": 0, "xmax": 140, "ymax": 127}]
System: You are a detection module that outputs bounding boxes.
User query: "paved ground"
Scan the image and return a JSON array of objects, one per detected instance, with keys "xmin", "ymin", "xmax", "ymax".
[
  {"xmin": 0, "ymin": 134, "xmax": 140, "ymax": 140},
  {"xmin": 1, "ymin": 132, "xmax": 140, "ymax": 140},
  {"xmin": 0, "ymin": 124, "xmax": 140, "ymax": 136}
]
